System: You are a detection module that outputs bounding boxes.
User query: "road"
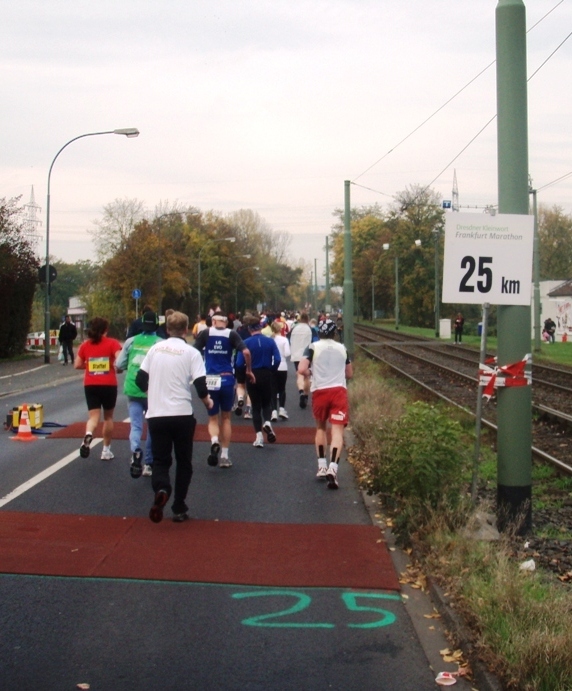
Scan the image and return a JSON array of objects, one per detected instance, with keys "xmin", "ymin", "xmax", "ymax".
[{"xmin": 0, "ymin": 358, "xmax": 458, "ymax": 690}]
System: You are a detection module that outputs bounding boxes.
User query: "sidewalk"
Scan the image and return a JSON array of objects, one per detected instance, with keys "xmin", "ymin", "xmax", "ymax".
[{"xmin": 0, "ymin": 355, "xmax": 82, "ymax": 398}]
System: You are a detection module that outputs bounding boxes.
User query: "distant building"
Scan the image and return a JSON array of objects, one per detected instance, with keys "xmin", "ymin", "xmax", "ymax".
[
  {"xmin": 533, "ymin": 280, "xmax": 572, "ymax": 340},
  {"xmin": 67, "ymin": 296, "xmax": 87, "ymax": 336}
]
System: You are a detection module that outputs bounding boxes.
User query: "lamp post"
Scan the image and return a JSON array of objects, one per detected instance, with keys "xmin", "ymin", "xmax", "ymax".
[
  {"xmin": 234, "ymin": 263, "xmax": 257, "ymax": 314},
  {"xmin": 383, "ymin": 239, "xmax": 421, "ymax": 331},
  {"xmin": 197, "ymin": 237, "xmax": 235, "ymax": 315},
  {"xmin": 44, "ymin": 128, "xmax": 139, "ymax": 363},
  {"xmin": 433, "ymin": 227, "xmax": 441, "ymax": 337}
]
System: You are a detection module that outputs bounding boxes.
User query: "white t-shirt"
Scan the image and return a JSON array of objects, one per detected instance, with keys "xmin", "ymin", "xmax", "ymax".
[
  {"xmin": 306, "ymin": 339, "xmax": 349, "ymax": 392},
  {"xmin": 273, "ymin": 334, "xmax": 291, "ymax": 371},
  {"xmin": 139, "ymin": 337, "xmax": 206, "ymax": 418},
  {"xmin": 289, "ymin": 322, "xmax": 313, "ymax": 361}
]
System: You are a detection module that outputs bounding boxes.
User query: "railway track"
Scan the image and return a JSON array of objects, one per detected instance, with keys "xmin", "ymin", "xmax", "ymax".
[{"xmin": 354, "ymin": 323, "xmax": 572, "ymax": 475}]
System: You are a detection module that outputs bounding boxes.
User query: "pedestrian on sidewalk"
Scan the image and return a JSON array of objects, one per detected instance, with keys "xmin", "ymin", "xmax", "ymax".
[
  {"xmin": 116, "ymin": 311, "xmax": 163, "ymax": 479},
  {"xmin": 235, "ymin": 318, "xmax": 281, "ymax": 448},
  {"xmin": 74, "ymin": 317, "xmax": 123, "ymax": 461},
  {"xmin": 454, "ymin": 312, "xmax": 465, "ymax": 344},
  {"xmin": 297, "ymin": 318, "xmax": 352, "ymax": 489},
  {"xmin": 136, "ymin": 311, "xmax": 213, "ymax": 523},
  {"xmin": 58, "ymin": 315, "xmax": 77, "ymax": 366},
  {"xmin": 193, "ymin": 311, "xmax": 253, "ymax": 469},
  {"xmin": 270, "ymin": 319, "xmax": 291, "ymax": 421}
]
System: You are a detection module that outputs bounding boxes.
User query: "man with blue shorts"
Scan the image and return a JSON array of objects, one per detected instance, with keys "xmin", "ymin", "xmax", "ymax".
[{"xmin": 193, "ymin": 311, "xmax": 253, "ymax": 467}]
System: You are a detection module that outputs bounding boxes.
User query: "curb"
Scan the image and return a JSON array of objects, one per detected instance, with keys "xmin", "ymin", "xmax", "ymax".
[{"xmin": 427, "ymin": 579, "xmax": 504, "ymax": 691}]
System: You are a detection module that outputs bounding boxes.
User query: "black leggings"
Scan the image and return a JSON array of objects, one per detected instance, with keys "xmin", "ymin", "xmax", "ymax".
[
  {"xmin": 246, "ymin": 368, "xmax": 274, "ymax": 432},
  {"xmin": 272, "ymin": 370, "xmax": 288, "ymax": 409}
]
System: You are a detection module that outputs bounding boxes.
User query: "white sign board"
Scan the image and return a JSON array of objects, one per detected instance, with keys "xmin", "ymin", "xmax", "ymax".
[{"xmin": 442, "ymin": 212, "xmax": 534, "ymax": 306}]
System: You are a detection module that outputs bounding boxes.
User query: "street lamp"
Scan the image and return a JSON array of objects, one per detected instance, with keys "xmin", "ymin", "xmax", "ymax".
[
  {"xmin": 44, "ymin": 128, "xmax": 140, "ymax": 363},
  {"xmin": 197, "ymin": 237, "xmax": 235, "ymax": 315},
  {"xmin": 383, "ymin": 239, "xmax": 421, "ymax": 331},
  {"xmin": 432, "ymin": 227, "xmax": 441, "ymax": 337},
  {"xmin": 235, "ymin": 266, "xmax": 259, "ymax": 314}
]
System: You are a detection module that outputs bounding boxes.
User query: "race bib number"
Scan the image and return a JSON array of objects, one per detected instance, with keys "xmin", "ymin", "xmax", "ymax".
[
  {"xmin": 206, "ymin": 375, "xmax": 222, "ymax": 391},
  {"xmin": 88, "ymin": 357, "xmax": 110, "ymax": 375}
]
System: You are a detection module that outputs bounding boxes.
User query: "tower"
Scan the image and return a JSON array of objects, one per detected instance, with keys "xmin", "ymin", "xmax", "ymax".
[
  {"xmin": 23, "ymin": 186, "xmax": 42, "ymax": 253},
  {"xmin": 452, "ymin": 169, "xmax": 460, "ymax": 212}
]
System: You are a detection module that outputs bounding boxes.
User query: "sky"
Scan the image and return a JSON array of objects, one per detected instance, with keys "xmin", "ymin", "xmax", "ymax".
[{"xmin": 2, "ymin": 0, "xmax": 571, "ymax": 284}]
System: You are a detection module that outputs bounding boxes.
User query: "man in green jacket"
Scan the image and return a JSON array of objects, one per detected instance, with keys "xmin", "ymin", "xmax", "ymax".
[{"xmin": 116, "ymin": 311, "xmax": 163, "ymax": 478}]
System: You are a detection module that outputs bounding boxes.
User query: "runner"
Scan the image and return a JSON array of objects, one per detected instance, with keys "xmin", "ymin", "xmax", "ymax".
[
  {"xmin": 270, "ymin": 319, "xmax": 291, "ymax": 421},
  {"xmin": 297, "ymin": 318, "xmax": 352, "ymax": 489},
  {"xmin": 289, "ymin": 311, "xmax": 313, "ymax": 409},
  {"xmin": 193, "ymin": 311, "xmax": 253, "ymax": 468},
  {"xmin": 135, "ymin": 311, "xmax": 213, "ymax": 523},
  {"xmin": 116, "ymin": 311, "xmax": 163, "ymax": 478},
  {"xmin": 74, "ymin": 317, "xmax": 123, "ymax": 461},
  {"xmin": 235, "ymin": 317, "xmax": 281, "ymax": 448}
]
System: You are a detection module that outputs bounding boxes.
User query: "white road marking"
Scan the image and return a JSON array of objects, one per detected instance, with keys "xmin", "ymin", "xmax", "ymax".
[
  {"xmin": 0, "ymin": 438, "xmax": 103, "ymax": 508},
  {"xmin": 0, "ymin": 365, "xmax": 50, "ymax": 380},
  {"xmin": 1, "ymin": 415, "xmax": 133, "ymax": 507}
]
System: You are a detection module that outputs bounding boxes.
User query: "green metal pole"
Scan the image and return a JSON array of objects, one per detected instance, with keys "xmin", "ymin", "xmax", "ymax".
[
  {"xmin": 325, "ymin": 236, "xmax": 330, "ymax": 312},
  {"xmin": 531, "ymin": 186, "xmax": 541, "ymax": 352},
  {"xmin": 496, "ymin": 0, "xmax": 532, "ymax": 533},
  {"xmin": 314, "ymin": 258, "xmax": 318, "ymax": 312},
  {"xmin": 343, "ymin": 180, "xmax": 354, "ymax": 356},
  {"xmin": 434, "ymin": 229, "xmax": 440, "ymax": 337},
  {"xmin": 395, "ymin": 256, "xmax": 399, "ymax": 330}
]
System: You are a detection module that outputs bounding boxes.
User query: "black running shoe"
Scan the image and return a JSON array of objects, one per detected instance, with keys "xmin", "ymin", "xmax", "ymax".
[
  {"xmin": 263, "ymin": 422, "xmax": 276, "ymax": 444},
  {"xmin": 299, "ymin": 393, "xmax": 307, "ymax": 409},
  {"xmin": 149, "ymin": 489, "xmax": 169, "ymax": 523},
  {"xmin": 208, "ymin": 441, "xmax": 221, "ymax": 466},
  {"xmin": 172, "ymin": 512, "xmax": 190, "ymax": 523},
  {"xmin": 234, "ymin": 398, "xmax": 244, "ymax": 416},
  {"xmin": 79, "ymin": 433, "xmax": 93, "ymax": 458},
  {"xmin": 130, "ymin": 449, "xmax": 143, "ymax": 478}
]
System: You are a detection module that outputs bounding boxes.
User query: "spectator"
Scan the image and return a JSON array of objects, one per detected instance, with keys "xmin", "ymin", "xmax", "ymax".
[{"xmin": 58, "ymin": 315, "xmax": 77, "ymax": 366}]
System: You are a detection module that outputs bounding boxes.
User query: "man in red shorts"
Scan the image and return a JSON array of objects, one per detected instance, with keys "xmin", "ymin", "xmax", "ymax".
[{"xmin": 297, "ymin": 319, "xmax": 353, "ymax": 489}]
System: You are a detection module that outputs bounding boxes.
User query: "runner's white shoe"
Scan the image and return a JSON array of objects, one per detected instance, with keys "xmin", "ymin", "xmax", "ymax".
[{"xmin": 326, "ymin": 462, "xmax": 339, "ymax": 489}]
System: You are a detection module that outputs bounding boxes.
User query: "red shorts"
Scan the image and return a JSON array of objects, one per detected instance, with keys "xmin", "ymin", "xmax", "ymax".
[{"xmin": 311, "ymin": 386, "xmax": 349, "ymax": 426}]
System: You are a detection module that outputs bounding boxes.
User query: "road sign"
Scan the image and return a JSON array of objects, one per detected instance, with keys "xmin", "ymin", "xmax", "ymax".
[
  {"xmin": 132, "ymin": 289, "xmax": 141, "ymax": 299},
  {"xmin": 38, "ymin": 265, "xmax": 57, "ymax": 284},
  {"xmin": 442, "ymin": 200, "xmax": 452, "ymax": 209},
  {"xmin": 442, "ymin": 212, "xmax": 534, "ymax": 306}
]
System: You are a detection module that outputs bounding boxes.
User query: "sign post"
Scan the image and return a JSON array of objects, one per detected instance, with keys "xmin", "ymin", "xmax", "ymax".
[
  {"xmin": 442, "ymin": 212, "xmax": 533, "ymax": 307},
  {"xmin": 442, "ymin": 210, "xmax": 534, "ymax": 531},
  {"xmin": 132, "ymin": 289, "xmax": 141, "ymax": 320}
]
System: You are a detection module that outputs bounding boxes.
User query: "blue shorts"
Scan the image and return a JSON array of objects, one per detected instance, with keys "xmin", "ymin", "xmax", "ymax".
[{"xmin": 207, "ymin": 383, "xmax": 235, "ymax": 416}]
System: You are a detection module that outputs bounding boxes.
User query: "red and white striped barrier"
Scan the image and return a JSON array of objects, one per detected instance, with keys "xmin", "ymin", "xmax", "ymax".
[{"xmin": 26, "ymin": 337, "xmax": 58, "ymax": 347}]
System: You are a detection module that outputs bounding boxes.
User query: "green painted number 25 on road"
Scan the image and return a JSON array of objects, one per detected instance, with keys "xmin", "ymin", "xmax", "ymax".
[{"xmin": 232, "ymin": 590, "xmax": 400, "ymax": 629}]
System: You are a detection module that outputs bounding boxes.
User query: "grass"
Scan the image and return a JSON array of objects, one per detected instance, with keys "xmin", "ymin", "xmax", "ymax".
[
  {"xmin": 347, "ymin": 352, "xmax": 572, "ymax": 690},
  {"xmin": 364, "ymin": 319, "xmax": 572, "ymax": 368}
]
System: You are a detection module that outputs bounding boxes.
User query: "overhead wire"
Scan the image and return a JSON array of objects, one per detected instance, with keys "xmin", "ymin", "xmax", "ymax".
[{"xmin": 351, "ymin": 0, "xmax": 567, "ymax": 191}]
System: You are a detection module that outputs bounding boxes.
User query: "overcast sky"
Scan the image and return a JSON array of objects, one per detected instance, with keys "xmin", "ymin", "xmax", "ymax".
[{"xmin": 2, "ymin": 0, "xmax": 570, "ymax": 282}]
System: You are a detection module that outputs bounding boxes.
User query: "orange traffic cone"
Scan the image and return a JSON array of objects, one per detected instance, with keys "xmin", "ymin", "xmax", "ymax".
[{"xmin": 10, "ymin": 404, "xmax": 36, "ymax": 442}]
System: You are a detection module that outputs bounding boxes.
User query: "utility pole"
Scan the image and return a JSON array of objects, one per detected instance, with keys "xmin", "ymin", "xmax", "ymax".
[
  {"xmin": 343, "ymin": 180, "xmax": 354, "ymax": 356},
  {"xmin": 495, "ymin": 0, "xmax": 532, "ymax": 533},
  {"xmin": 325, "ymin": 236, "xmax": 330, "ymax": 313},
  {"xmin": 530, "ymin": 183, "xmax": 541, "ymax": 352}
]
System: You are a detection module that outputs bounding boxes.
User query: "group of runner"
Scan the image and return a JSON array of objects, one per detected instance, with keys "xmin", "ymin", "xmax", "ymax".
[{"xmin": 73, "ymin": 306, "xmax": 351, "ymax": 523}]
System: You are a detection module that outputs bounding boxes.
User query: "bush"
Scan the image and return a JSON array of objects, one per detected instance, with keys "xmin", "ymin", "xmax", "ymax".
[{"xmin": 367, "ymin": 400, "xmax": 470, "ymax": 540}]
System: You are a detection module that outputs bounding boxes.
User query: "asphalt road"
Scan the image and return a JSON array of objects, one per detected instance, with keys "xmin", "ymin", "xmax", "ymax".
[{"xmin": 0, "ymin": 357, "xmax": 461, "ymax": 690}]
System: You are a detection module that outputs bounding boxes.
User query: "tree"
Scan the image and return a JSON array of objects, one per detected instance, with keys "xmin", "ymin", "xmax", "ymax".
[
  {"xmin": 0, "ymin": 197, "xmax": 39, "ymax": 356},
  {"xmin": 89, "ymin": 197, "xmax": 146, "ymax": 262},
  {"xmin": 538, "ymin": 204, "xmax": 572, "ymax": 280},
  {"xmin": 329, "ymin": 187, "xmax": 444, "ymax": 326}
]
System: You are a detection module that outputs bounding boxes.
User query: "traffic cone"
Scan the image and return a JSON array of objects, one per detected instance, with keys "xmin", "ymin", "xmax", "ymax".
[{"xmin": 10, "ymin": 404, "xmax": 36, "ymax": 442}]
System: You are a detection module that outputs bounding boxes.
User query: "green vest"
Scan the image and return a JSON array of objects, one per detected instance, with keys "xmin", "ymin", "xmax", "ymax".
[{"xmin": 124, "ymin": 332, "xmax": 162, "ymax": 398}]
